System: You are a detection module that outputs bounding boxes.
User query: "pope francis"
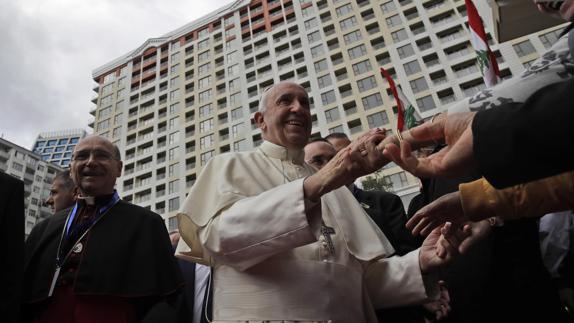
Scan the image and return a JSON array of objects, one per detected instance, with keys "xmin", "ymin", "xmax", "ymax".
[{"xmin": 176, "ymin": 82, "xmax": 466, "ymax": 322}]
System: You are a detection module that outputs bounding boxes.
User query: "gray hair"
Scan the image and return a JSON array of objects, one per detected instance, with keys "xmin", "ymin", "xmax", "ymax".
[
  {"xmin": 258, "ymin": 85, "xmax": 274, "ymax": 113},
  {"xmin": 54, "ymin": 170, "xmax": 75, "ymax": 191}
]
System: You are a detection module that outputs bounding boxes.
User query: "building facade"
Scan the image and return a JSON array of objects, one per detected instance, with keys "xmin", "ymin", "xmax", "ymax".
[
  {"xmin": 32, "ymin": 129, "xmax": 87, "ymax": 168},
  {"xmin": 90, "ymin": 0, "xmax": 567, "ymax": 229},
  {"xmin": 1, "ymin": 138, "xmax": 63, "ymax": 236}
]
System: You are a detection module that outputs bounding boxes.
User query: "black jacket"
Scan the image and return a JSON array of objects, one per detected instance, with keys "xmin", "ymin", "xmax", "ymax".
[
  {"xmin": 23, "ymin": 200, "xmax": 184, "ymax": 322},
  {"xmin": 0, "ymin": 172, "xmax": 24, "ymax": 323}
]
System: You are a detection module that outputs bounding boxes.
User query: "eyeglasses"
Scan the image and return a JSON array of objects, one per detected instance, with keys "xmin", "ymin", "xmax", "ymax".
[
  {"xmin": 306, "ymin": 155, "xmax": 333, "ymax": 167},
  {"xmin": 72, "ymin": 149, "xmax": 117, "ymax": 162}
]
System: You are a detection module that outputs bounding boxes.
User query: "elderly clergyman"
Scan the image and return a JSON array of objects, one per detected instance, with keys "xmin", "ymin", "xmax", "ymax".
[{"xmin": 176, "ymin": 82, "xmax": 466, "ymax": 322}]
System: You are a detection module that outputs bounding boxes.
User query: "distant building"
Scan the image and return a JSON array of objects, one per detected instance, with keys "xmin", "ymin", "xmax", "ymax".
[
  {"xmin": 90, "ymin": 0, "xmax": 567, "ymax": 224},
  {"xmin": 32, "ymin": 129, "xmax": 87, "ymax": 167},
  {"xmin": 1, "ymin": 138, "xmax": 63, "ymax": 236}
]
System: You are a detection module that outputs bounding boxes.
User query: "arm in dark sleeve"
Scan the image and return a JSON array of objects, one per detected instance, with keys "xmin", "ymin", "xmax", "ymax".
[
  {"xmin": 472, "ymin": 78, "xmax": 574, "ymax": 189},
  {"xmin": 0, "ymin": 174, "xmax": 24, "ymax": 323}
]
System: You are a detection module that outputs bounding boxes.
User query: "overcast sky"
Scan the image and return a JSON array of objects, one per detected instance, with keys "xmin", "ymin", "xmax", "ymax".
[{"xmin": 0, "ymin": 0, "xmax": 232, "ymax": 150}]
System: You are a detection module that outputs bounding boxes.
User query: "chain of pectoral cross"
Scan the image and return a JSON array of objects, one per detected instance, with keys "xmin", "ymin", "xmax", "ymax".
[{"xmin": 321, "ymin": 220, "xmax": 336, "ymax": 256}]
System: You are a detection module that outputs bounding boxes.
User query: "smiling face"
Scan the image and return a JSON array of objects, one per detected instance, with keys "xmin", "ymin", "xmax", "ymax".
[
  {"xmin": 70, "ymin": 136, "xmax": 122, "ymax": 197},
  {"xmin": 535, "ymin": 0, "xmax": 574, "ymax": 21},
  {"xmin": 254, "ymin": 82, "xmax": 312, "ymax": 150}
]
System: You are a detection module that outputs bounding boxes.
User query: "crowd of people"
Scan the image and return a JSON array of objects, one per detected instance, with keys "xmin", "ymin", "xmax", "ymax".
[{"xmin": 1, "ymin": 1, "xmax": 573, "ymax": 322}]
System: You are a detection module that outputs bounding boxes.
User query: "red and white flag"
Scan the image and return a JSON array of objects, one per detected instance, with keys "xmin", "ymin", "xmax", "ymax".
[
  {"xmin": 380, "ymin": 67, "xmax": 420, "ymax": 132},
  {"xmin": 465, "ymin": 0, "xmax": 500, "ymax": 87}
]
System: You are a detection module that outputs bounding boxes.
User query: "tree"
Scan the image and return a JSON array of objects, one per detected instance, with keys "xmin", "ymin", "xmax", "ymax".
[{"xmin": 361, "ymin": 170, "xmax": 393, "ymax": 192}]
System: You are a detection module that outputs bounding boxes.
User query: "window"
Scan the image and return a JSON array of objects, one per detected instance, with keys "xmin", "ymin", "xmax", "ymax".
[
  {"xmin": 198, "ymin": 63, "xmax": 211, "ymax": 75},
  {"xmin": 169, "ymin": 102, "xmax": 180, "ymax": 114},
  {"xmin": 305, "ymin": 18, "xmax": 318, "ymax": 30},
  {"xmin": 199, "ymin": 104, "xmax": 213, "ymax": 118},
  {"xmin": 228, "ymin": 106, "xmax": 241, "ymax": 120},
  {"xmin": 169, "ymin": 179, "xmax": 180, "ymax": 194},
  {"xmin": 170, "ymin": 89, "xmax": 180, "ymax": 101},
  {"xmin": 168, "ymin": 131, "xmax": 180, "ymax": 144},
  {"xmin": 170, "ymin": 64, "xmax": 180, "ymax": 74},
  {"xmin": 168, "ymin": 217, "xmax": 178, "ymax": 231},
  {"xmin": 199, "ymin": 89, "xmax": 212, "ymax": 103},
  {"xmin": 317, "ymin": 74, "xmax": 332, "ymax": 88},
  {"xmin": 321, "ymin": 90, "xmax": 337, "ymax": 105},
  {"xmin": 200, "ymin": 134, "xmax": 214, "ymax": 149},
  {"xmin": 230, "ymin": 92, "xmax": 241, "ymax": 105},
  {"xmin": 198, "ymin": 28, "xmax": 209, "ymax": 38},
  {"xmin": 169, "ymin": 116, "xmax": 180, "ymax": 129},
  {"xmin": 168, "ymin": 147, "xmax": 179, "ymax": 160},
  {"xmin": 231, "ymin": 123, "xmax": 244, "ymax": 137},
  {"xmin": 307, "ymin": 31, "xmax": 321, "ymax": 43},
  {"xmin": 391, "ymin": 29, "xmax": 408, "ymax": 43},
  {"xmin": 113, "ymin": 114, "xmax": 122, "ymax": 125},
  {"xmin": 324, "ymin": 107, "xmax": 340, "ymax": 123},
  {"xmin": 198, "ymin": 39, "xmax": 210, "ymax": 50},
  {"xmin": 168, "ymin": 197, "xmax": 180, "ymax": 212},
  {"xmin": 314, "ymin": 59, "xmax": 329, "ymax": 73},
  {"xmin": 302, "ymin": 6, "xmax": 315, "ymax": 17},
  {"xmin": 198, "ymin": 76, "xmax": 211, "ymax": 89},
  {"xmin": 343, "ymin": 30, "xmax": 362, "ymax": 45},
  {"xmin": 336, "ymin": 4, "xmax": 353, "ymax": 16},
  {"xmin": 200, "ymin": 119, "xmax": 214, "ymax": 133},
  {"xmin": 397, "ymin": 44, "xmax": 415, "ymax": 58},
  {"xmin": 386, "ymin": 15, "xmax": 402, "ymax": 27},
  {"xmin": 380, "ymin": 1, "xmax": 396, "ymax": 14},
  {"xmin": 311, "ymin": 45, "xmax": 325, "ymax": 58},
  {"xmin": 227, "ymin": 51, "xmax": 237, "ymax": 63},
  {"xmin": 198, "ymin": 51, "xmax": 210, "ymax": 63},
  {"xmin": 357, "ymin": 76, "xmax": 377, "ymax": 92},
  {"xmin": 11, "ymin": 162, "xmax": 23, "ymax": 172},
  {"xmin": 233, "ymin": 139, "xmax": 248, "ymax": 151},
  {"xmin": 367, "ymin": 111, "xmax": 389, "ymax": 128},
  {"xmin": 329, "ymin": 125, "xmax": 344, "ymax": 133},
  {"xmin": 58, "ymin": 138, "xmax": 68, "ymax": 145},
  {"xmin": 362, "ymin": 93, "xmax": 384, "ymax": 110},
  {"xmin": 348, "ymin": 45, "xmax": 367, "ymax": 60},
  {"xmin": 416, "ymin": 95, "xmax": 436, "ymax": 112},
  {"xmin": 352, "ymin": 60, "xmax": 372, "ymax": 76},
  {"xmin": 171, "ymin": 52, "xmax": 181, "ymax": 62},
  {"xmin": 403, "ymin": 60, "xmax": 421, "ymax": 75},
  {"xmin": 168, "ymin": 163, "xmax": 179, "ymax": 177},
  {"xmin": 539, "ymin": 29, "xmax": 562, "ymax": 49},
  {"xmin": 228, "ymin": 64, "xmax": 239, "ymax": 76},
  {"xmin": 170, "ymin": 76, "xmax": 179, "ymax": 87},
  {"xmin": 97, "ymin": 119, "xmax": 110, "ymax": 132},
  {"xmin": 229, "ymin": 78, "xmax": 240, "ymax": 91},
  {"xmin": 340, "ymin": 16, "xmax": 358, "ymax": 30},
  {"xmin": 513, "ymin": 40, "xmax": 536, "ymax": 57},
  {"xmin": 410, "ymin": 77, "xmax": 428, "ymax": 93},
  {"xmin": 200, "ymin": 150, "xmax": 214, "ymax": 165}
]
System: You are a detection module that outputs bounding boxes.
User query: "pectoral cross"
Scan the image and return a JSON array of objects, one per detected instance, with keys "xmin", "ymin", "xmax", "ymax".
[{"xmin": 321, "ymin": 222, "xmax": 336, "ymax": 256}]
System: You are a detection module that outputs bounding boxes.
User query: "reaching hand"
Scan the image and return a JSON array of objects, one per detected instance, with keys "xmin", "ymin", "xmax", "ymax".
[
  {"xmin": 406, "ymin": 191, "xmax": 469, "ymax": 236},
  {"xmin": 304, "ymin": 128, "xmax": 387, "ymax": 201},
  {"xmin": 419, "ymin": 222, "xmax": 471, "ymax": 274},
  {"xmin": 382, "ymin": 112, "xmax": 476, "ymax": 178}
]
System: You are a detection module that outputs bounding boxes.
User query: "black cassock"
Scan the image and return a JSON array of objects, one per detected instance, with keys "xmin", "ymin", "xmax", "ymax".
[{"xmin": 23, "ymin": 200, "xmax": 184, "ymax": 323}]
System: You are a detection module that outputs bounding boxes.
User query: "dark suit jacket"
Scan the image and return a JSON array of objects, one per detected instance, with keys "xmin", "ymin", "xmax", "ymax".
[
  {"xmin": 353, "ymin": 187, "xmax": 420, "ymax": 255},
  {"xmin": 0, "ymin": 172, "xmax": 24, "ymax": 323},
  {"xmin": 175, "ymin": 257, "xmax": 212, "ymax": 323},
  {"xmin": 473, "ymin": 76, "xmax": 574, "ymax": 189}
]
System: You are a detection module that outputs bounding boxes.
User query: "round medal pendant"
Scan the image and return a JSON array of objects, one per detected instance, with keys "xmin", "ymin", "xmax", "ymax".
[{"xmin": 72, "ymin": 242, "xmax": 83, "ymax": 254}]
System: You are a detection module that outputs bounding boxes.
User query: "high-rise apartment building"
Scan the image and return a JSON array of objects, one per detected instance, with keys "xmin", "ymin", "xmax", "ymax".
[
  {"xmin": 91, "ymin": 0, "xmax": 566, "ymax": 229},
  {"xmin": 32, "ymin": 129, "xmax": 87, "ymax": 167},
  {"xmin": 0, "ymin": 138, "xmax": 63, "ymax": 236}
]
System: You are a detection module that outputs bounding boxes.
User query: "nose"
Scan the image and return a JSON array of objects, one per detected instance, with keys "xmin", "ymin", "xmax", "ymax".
[
  {"xmin": 290, "ymin": 99, "xmax": 304, "ymax": 113},
  {"xmin": 45, "ymin": 196, "xmax": 53, "ymax": 207}
]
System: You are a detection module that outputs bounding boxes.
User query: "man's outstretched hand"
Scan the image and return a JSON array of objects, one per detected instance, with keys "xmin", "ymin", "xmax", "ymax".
[{"xmin": 382, "ymin": 112, "xmax": 476, "ymax": 178}]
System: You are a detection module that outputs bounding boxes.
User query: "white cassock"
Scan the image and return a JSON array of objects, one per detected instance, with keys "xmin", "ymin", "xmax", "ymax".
[{"xmin": 176, "ymin": 141, "xmax": 434, "ymax": 322}]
